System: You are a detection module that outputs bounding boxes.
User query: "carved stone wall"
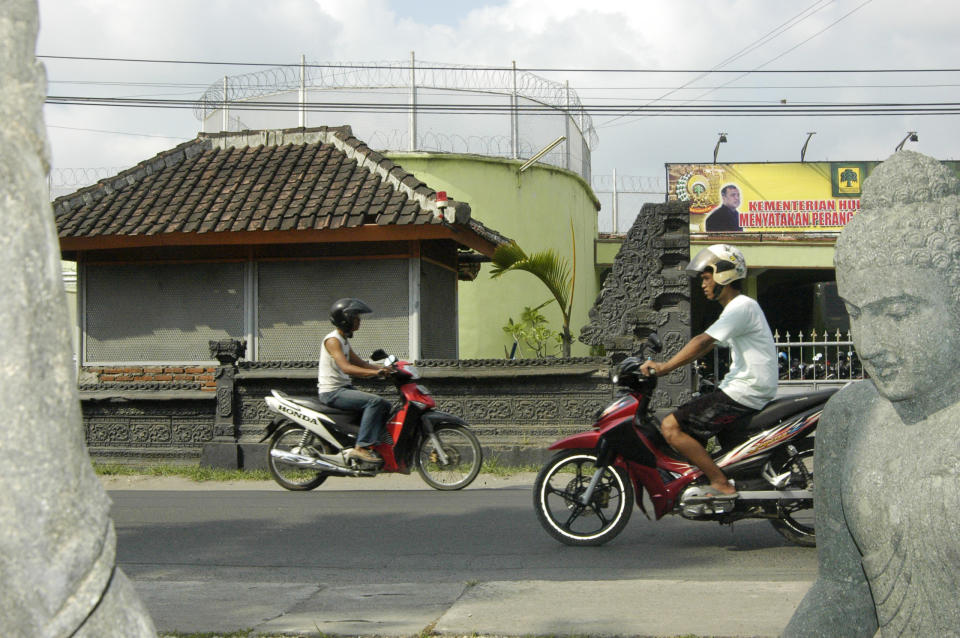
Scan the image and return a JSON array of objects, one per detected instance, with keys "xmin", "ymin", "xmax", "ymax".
[
  {"xmin": 82, "ymin": 397, "xmax": 215, "ymax": 463},
  {"xmin": 80, "ymin": 358, "xmax": 613, "ymax": 465},
  {"xmin": 580, "ymin": 199, "xmax": 693, "ymax": 411}
]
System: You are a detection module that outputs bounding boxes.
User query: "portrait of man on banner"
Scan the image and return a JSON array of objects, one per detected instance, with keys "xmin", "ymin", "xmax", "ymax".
[{"xmin": 705, "ymin": 183, "xmax": 744, "ymax": 232}]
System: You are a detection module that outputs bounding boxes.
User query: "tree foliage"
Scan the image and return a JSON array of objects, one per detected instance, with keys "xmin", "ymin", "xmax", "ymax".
[
  {"xmin": 502, "ymin": 300, "xmax": 561, "ymax": 358},
  {"xmin": 490, "ymin": 221, "xmax": 576, "ymax": 357}
]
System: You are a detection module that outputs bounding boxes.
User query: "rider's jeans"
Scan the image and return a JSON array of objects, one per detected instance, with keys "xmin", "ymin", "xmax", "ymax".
[{"xmin": 319, "ymin": 386, "xmax": 390, "ymax": 448}]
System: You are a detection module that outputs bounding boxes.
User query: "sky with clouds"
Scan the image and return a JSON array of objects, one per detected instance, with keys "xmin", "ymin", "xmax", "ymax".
[{"xmin": 36, "ymin": 0, "xmax": 960, "ymax": 226}]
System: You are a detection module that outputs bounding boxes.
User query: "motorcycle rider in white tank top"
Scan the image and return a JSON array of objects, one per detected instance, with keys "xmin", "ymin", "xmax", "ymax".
[{"xmin": 318, "ymin": 298, "xmax": 392, "ymax": 464}]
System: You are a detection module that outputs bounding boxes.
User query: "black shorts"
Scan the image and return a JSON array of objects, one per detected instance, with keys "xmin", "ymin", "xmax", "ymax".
[{"xmin": 671, "ymin": 390, "xmax": 757, "ymax": 445}]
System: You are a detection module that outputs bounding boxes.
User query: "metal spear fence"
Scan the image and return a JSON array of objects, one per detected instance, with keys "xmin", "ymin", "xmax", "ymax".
[{"xmin": 708, "ymin": 329, "xmax": 866, "ymax": 388}]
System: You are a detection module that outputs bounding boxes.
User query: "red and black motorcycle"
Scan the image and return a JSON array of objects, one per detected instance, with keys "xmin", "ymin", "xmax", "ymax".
[
  {"xmin": 261, "ymin": 349, "xmax": 483, "ymax": 491},
  {"xmin": 533, "ymin": 335, "xmax": 836, "ymax": 547}
]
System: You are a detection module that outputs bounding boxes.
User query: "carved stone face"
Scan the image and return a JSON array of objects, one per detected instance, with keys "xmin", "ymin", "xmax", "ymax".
[{"xmin": 839, "ymin": 264, "xmax": 960, "ymax": 407}]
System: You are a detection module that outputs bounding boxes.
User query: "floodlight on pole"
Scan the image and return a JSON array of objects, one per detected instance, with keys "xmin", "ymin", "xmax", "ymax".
[
  {"xmin": 895, "ymin": 131, "xmax": 918, "ymax": 152},
  {"xmin": 713, "ymin": 132, "xmax": 727, "ymax": 164},
  {"xmin": 800, "ymin": 132, "xmax": 816, "ymax": 162}
]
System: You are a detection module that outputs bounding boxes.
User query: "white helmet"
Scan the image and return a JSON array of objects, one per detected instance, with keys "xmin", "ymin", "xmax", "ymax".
[{"xmin": 686, "ymin": 244, "xmax": 747, "ymax": 286}]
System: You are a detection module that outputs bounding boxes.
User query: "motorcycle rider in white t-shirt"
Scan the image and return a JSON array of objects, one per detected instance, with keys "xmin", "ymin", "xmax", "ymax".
[
  {"xmin": 641, "ymin": 245, "xmax": 778, "ymax": 498},
  {"xmin": 318, "ymin": 298, "xmax": 392, "ymax": 464}
]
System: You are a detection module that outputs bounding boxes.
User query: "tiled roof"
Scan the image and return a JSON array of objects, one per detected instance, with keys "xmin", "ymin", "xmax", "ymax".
[{"xmin": 53, "ymin": 126, "xmax": 509, "ymax": 248}]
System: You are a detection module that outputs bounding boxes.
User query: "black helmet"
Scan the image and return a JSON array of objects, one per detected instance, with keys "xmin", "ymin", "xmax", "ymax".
[
  {"xmin": 613, "ymin": 356, "xmax": 645, "ymax": 388},
  {"xmin": 330, "ymin": 298, "xmax": 372, "ymax": 337}
]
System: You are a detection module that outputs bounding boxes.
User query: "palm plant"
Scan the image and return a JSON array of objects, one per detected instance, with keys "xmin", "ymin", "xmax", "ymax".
[{"xmin": 490, "ymin": 222, "xmax": 576, "ymax": 358}]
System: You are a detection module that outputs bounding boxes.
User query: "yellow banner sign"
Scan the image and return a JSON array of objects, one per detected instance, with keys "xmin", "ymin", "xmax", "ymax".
[{"xmin": 667, "ymin": 162, "xmax": 871, "ymax": 234}]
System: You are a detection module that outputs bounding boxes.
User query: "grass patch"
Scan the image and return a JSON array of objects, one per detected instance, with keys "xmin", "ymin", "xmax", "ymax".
[
  {"xmin": 96, "ymin": 460, "xmax": 541, "ymax": 482},
  {"xmin": 480, "ymin": 456, "xmax": 540, "ymax": 477},
  {"xmin": 94, "ymin": 463, "xmax": 272, "ymax": 482}
]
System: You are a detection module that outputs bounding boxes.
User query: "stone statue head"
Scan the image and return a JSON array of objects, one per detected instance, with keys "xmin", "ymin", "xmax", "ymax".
[{"xmin": 835, "ymin": 151, "xmax": 960, "ymax": 415}]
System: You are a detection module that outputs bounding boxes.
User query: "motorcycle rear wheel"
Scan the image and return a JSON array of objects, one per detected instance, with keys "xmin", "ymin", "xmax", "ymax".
[
  {"xmin": 768, "ymin": 439, "xmax": 816, "ymax": 547},
  {"xmin": 267, "ymin": 425, "xmax": 330, "ymax": 491},
  {"xmin": 415, "ymin": 424, "xmax": 483, "ymax": 490},
  {"xmin": 534, "ymin": 449, "xmax": 634, "ymax": 546}
]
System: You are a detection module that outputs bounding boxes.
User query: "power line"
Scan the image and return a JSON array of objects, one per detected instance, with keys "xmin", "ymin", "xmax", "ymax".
[
  {"xmin": 47, "ymin": 124, "xmax": 191, "ymax": 140},
  {"xmin": 600, "ymin": 0, "xmax": 874, "ymax": 129},
  {"xmin": 629, "ymin": 0, "xmax": 836, "ymax": 118},
  {"xmin": 694, "ymin": 0, "xmax": 877, "ymax": 101},
  {"xmin": 36, "ymin": 54, "xmax": 960, "ymax": 74},
  {"xmin": 46, "ymin": 78, "xmax": 960, "ymax": 93},
  {"xmin": 44, "ymin": 94, "xmax": 960, "ymax": 116}
]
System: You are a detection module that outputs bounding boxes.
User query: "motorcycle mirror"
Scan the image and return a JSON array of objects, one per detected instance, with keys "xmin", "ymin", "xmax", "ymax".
[
  {"xmin": 646, "ymin": 334, "xmax": 663, "ymax": 354},
  {"xmin": 370, "ymin": 349, "xmax": 388, "ymax": 361}
]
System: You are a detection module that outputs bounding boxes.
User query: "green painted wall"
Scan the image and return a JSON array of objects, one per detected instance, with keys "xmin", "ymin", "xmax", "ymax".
[{"xmin": 387, "ymin": 153, "xmax": 600, "ymax": 359}]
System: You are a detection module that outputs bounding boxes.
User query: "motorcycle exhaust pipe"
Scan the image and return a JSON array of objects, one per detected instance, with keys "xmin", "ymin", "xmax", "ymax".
[
  {"xmin": 269, "ymin": 449, "xmax": 355, "ymax": 475},
  {"xmin": 737, "ymin": 489, "xmax": 812, "ymax": 500},
  {"xmin": 682, "ymin": 488, "xmax": 812, "ymax": 505}
]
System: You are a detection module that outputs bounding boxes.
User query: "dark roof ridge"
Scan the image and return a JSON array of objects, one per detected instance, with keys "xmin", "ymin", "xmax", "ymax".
[
  {"xmin": 202, "ymin": 126, "xmax": 469, "ymax": 224},
  {"xmin": 53, "ymin": 137, "xmax": 209, "ymax": 218}
]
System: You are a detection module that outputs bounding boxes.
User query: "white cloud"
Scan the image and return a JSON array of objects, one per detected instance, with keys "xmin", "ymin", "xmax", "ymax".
[{"xmin": 35, "ymin": 0, "xmax": 960, "ymax": 221}]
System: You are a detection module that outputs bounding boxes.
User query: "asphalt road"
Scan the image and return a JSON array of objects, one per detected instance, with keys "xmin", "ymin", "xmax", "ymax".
[{"xmin": 111, "ymin": 483, "xmax": 817, "ymax": 587}]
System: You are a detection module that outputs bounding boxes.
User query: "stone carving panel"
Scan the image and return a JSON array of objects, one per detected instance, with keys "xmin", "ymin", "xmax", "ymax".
[
  {"xmin": 514, "ymin": 399, "xmax": 560, "ymax": 421},
  {"xmin": 79, "ymin": 361, "xmax": 616, "ymax": 462},
  {"xmin": 581, "ymin": 199, "xmax": 693, "ymax": 412}
]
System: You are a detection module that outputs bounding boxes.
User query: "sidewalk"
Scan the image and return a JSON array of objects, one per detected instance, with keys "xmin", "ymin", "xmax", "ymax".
[
  {"xmin": 108, "ymin": 474, "xmax": 811, "ymax": 637},
  {"xmin": 135, "ymin": 577, "xmax": 810, "ymax": 637}
]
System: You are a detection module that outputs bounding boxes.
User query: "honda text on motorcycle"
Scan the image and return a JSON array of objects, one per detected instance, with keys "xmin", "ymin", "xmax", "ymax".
[
  {"xmin": 261, "ymin": 350, "xmax": 483, "ymax": 490},
  {"xmin": 534, "ymin": 334, "xmax": 837, "ymax": 547}
]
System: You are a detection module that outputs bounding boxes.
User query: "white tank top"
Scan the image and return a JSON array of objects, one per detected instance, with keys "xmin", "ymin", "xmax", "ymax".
[{"xmin": 317, "ymin": 330, "xmax": 352, "ymax": 394}]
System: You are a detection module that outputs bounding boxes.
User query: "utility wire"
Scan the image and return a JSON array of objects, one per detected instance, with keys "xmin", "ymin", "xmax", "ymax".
[
  {"xmin": 46, "ymin": 79, "xmax": 960, "ymax": 93},
  {"xmin": 37, "ymin": 54, "xmax": 960, "ymax": 74},
  {"xmin": 44, "ymin": 95, "xmax": 960, "ymax": 115},
  {"xmin": 47, "ymin": 124, "xmax": 191, "ymax": 140},
  {"xmin": 600, "ymin": 0, "xmax": 875, "ymax": 129},
  {"xmin": 602, "ymin": 0, "xmax": 835, "ymax": 126},
  {"xmin": 690, "ymin": 0, "xmax": 877, "ymax": 103}
]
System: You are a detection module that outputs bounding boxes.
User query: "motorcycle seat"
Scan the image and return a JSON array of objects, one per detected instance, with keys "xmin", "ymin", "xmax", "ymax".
[
  {"xmin": 737, "ymin": 388, "xmax": 839, "ymax": 433},
  {"xmin": 714, "ymin": 387, "xmax": 839, "ymax": 451},
  {"xmin": 289, "ymin": 396, "xmax": 358, "ymax": 417}
]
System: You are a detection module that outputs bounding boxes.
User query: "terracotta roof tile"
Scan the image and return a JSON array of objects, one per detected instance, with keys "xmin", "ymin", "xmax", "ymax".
[{"xmin": 53, "ymin": 126, "xmax": 510, "ymax": 251}]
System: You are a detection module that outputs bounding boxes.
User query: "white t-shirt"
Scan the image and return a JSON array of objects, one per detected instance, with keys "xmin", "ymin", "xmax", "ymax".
[
  {"xmin": 705, "ymin": 294, "xmax": 778, "ymax": 410},
  {"xmin": 317, "ymin": 330, "xmax": 352, "ymax": 394}
]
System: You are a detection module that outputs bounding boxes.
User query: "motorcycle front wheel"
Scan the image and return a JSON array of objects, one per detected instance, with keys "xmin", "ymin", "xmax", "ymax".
[
  {"xmin": 415, "ymin": 424, "xmax": 483, "ymax": 490},
  {"xmin": 267, "ymin": 425, "xmax": 330, "ymax": 491},
  {"xmin": 534, "ymin": 449, "xmax": 634, "ymax": 546},
  {"xmin": 768, "ymin": 439, "xmax": 816, "ymax": 547}
]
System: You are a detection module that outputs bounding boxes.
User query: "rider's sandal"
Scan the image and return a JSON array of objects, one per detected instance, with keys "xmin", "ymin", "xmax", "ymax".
[{"xmin": 684, "ymin": 482, "xmax": 739, "ymax": 502}]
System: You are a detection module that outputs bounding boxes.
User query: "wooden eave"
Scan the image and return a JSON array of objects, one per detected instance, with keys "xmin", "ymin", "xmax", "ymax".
[{"xmin": 58, "ymin": 223, "xmax": 499, "ymax": 258}]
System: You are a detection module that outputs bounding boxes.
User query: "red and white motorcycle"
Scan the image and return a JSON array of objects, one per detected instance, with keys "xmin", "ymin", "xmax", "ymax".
[
  {"xmin": 534, "ymin": 334, "xmax": 836, "ymax": 547},
  {"xmin": 261, "ymin": 350, "xmax": 482, "ymax": 491}
]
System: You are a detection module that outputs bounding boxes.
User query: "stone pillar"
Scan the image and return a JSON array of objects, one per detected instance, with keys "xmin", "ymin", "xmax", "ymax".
[
  {"xmin": 200, "ymin": 339, "xmax": 247, "ymax": 468},
  {"xmin": 0, "ymin": 2, "xmax": 155, "ymax": 635},
  {"xmin": 579, "ymin": 200, "xmax": 695, "ymax": 414}
]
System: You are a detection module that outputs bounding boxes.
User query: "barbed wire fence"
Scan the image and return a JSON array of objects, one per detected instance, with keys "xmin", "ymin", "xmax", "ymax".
[
  {"xmin": 591, "ymin": 173, "xmax": 666, "ymax": 233},
  {"xmin": 49, "ymin": 167, "xmax": 130, "ymax": 200},
  {"xmin": 195, "ymin": 56, "xmax": 597, "ymax": 181}
]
